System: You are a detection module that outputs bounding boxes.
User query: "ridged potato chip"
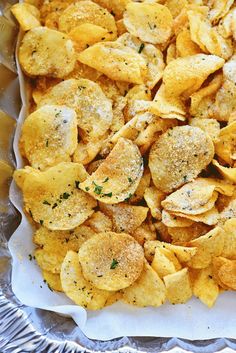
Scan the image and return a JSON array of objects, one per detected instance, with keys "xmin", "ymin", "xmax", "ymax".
[
  {"xmin": 123, "ymin": 2, "xmax": 173, "ymax": 45},
  {"xmin": 11, "ymin": 3, "xmax": 40, "ymax": 31},
  {"xmin": 80, "ymin": 138, "xmax": 143, "ymax": 204},
  {"xmin": 122, "ymin": 261, "xmax": 166, "ymax": 307},
  {"xmin": 78, "ymin": 41, "xmax": 147, "ymax": 84},
  {"xmin": 163, "ymin": 268, "xmax": 192, "ymax": 304},
  {"xmin": 42, "ymin": 270, "xmax": 63, "ymax": 292},
  {"xmin": 117, "ymin": 33, "xmax": 165, "ymax": 89},
  {"xmin": 151, "ymin": 248, "xmax": 179, "ymax": 278},
  {"xmin": 37, "ymin": 79, "xmax": 113, "ymax": 141},
  {"xmin": 215, "ymin": 121, "xmax": 236, "ymax": 165},
  {"xmin": 79, "ymin": 232, "xmax": 144, "ymax": 290},
  {"xmin": 168, "ymin": 223, "xmax": 211, "ymax": 243},
  {"xmin": 99, "ymin": 203, "xmax": 148, "ymax": 233},
  {"xmin": 58, "ymin": 1, "xmax": 117, "ymax": 40},
  {"xmin": 14, "ymin": 162, "xmax": 97, "ymax": 230},
  {"xmin": 61, "ymin": 251, "xmax": 113, "ymax": 309},
  {"xmin": 20, "ymin": 105, "xmax": 77, "ymax": 170},
  {"xmin": 163, "ymin": 54, "xmax": 224, "ymax": 98},
  {"xmin": 19, "ymin": 27, "xmax": 76, "ymax": 78},
  {"xmin": 149, "ymin": 126, "xmax": 215, "ymax": 193},
  {"xmin": 187, "ymin": 227, "xmax": 224, "ymax": 269},
  {"xmin": 192, "ymin": 266, "xmax": 219, "ymax": 307},
  {"xmin": 144, "ymin": 186, "xmax": 165, "ymax": 220}
]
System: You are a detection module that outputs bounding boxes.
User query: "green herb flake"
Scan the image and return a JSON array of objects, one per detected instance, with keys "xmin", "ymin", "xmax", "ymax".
[
  {"xmin": 40, "ymin": 220, "xmax": 44, "ymax": 225},
  {"xmin": 46, "ymin": 140, "xmax": 49, "ymax": 147},
  {"xmin": 93, "ymin": 182, "xmax": 103, "ymax": 195},
  {"xmin": 62, "ymin": 192, "xmax": 70, "ymax": 199},
  {"xmin": 103, "ymin": 177, "xmax": 109, "ymax": 183},
  {"xmin": 128, "ymin": 177, "xmax": 133, "ymax": 183},
  {"xmin": 85, "ymin": 186, "xmax": 90, "ymax": 191},
  {"xmin": 125, "ymin": 193, "xmax": 133, "ymax": 201},
  {"xmin": 104, "ymin": 192, "xmax": 112, "ymax": 197},
  {"xmin": 110, "ymin": 259, "xmax": 119, "ymax": 270},
  {"xmin": 138, "ymin": 43, "xmax": 145, "ymax": 53}
]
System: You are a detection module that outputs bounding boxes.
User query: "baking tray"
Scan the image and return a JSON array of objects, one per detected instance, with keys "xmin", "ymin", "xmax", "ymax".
[{"xmin": 1, "ymin": 2, "xmax": 236, "ymax": 352}]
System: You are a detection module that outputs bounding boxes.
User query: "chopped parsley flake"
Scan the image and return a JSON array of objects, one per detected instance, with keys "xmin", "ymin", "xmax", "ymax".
[
  {"xmin": 104, "ymin": 192, "xmax": 112, "ymax": 197},
  {"xmin": 61, "ymin": 192, "xmax": 70, "ymax": 199},
  {"xmin": 85, "ymin": 186, "xmax": 90, "ymax": 191},
  {"xmin": 93, "ymin": 182, "xmax": 103, "ymax": 195},
  {"xmin": 110, "ymin": 259, "xmax": 119, "ymax": 269}
]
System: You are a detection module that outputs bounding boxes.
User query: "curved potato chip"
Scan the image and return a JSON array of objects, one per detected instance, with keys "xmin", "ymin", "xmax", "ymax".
[
  {"xmin": 37, "ymin": 79, "xmax": 113, "ymax": 141},
  {"xmin": 42, "ymin": 271, "xmax": 63, "ymax": 292},
  {"xmin": 14, "ymin": 162, "xmax": 97, "ymax": 230},
  {"xmin": 69, "ymin": 24, "xmax": 109, "ymax": 52},
  {"xmin": 117, "ymin": 33, "xmax": 165, "ymax": 89},
  {"xmin": 187, "ymin": 227, "xmax": 224, "ymax": 269},
  {"xmin": 122, "ymin": 260, "xmax": 166, "ymax": 307},
  {"xmin": 162, "ymin": 210, "xmax": 194, "ymax": 227},
  {"xmin": 173, "ymin": 206, "xmax": 219, "ymax": 226},
  {"xmin": 84, "ymin": 211, "xmax": 112, "ymax": 233},
  {"xmin": 154, "ymin": 221, "xmax": 171, "ymax": 243},
  {"xmin": 73, "ymin": 138, "xmax": 106, "ymax": 165},
  {"xmin": 149, "ymin": 126, "xmax": 214, "ymax": 193},
  {"xmin": 20, "ymin": 105, "xmax": 77, "ymax": 170},
  {"xmin": 19, "ymin": 27, "xmax": 76, "ymax": 78},
  {"xmin": 123, "ymin": 2, "xmax": 173, "ymax": 45},
  {"xmin": 189, "ymin": 118, "xmax": 220, "ymax": 141},
  {"xmin": 168, "ymin": 223, "xmax": 211, "ymax": 243},
  {"xmin": 215, "ymin": 121, "xmax": 236, "ymax": 165},
  {"xmin": 80, "ymin": 138, "xmax": 143, "ymax": 204},
  {"xmin": 212, "ymin": 256, "xmax": 230, "ymax": 290},
  {"xmin": 208, "ymin": 0, "xmax": 234, "ymax": 23},
  {"xmin": 11, "ymin": 3, "xmax": 40, "ymax": 31},
  {"xmin": 217, "ymin": 257, "xmax": 236, "ymax": 290},
  {"xmin": 218, "ymin": 7, "xmax": 236, "ymax": 40},
  {"xmin": 151, "ymin": 248, "xmax": 179, "ymax": 278},
  {"xmin": 176, "ymin": 29, "xmax": 201, "ymax": 57},
  {"xmin": 144, "ymin": 186, "xmax": 165, "ymax": 220},
  {"xmin": 163, "ymin": 268, "xmax": 192, "ymax": 304},
  {"xmin": 219, "ymin": 196, "xmax": 236, "ymax": 224},
  {"xmin": 65, "ymin": 60, "xmax": 102, "ymax": 82},
  {"xmin": 163, "ymin": 54, "xmax": 224, "ymax": 98},
  {"xmin": 99, "ymin": 203, "xmax": 148, "ymax": 233},
  {"xmin": 192, "ymin": 266, "xmax": 219, "ymax": 307},
  {"xmin": 130, "ymin": 167, "xmax": 151, "ymax": 204},
  {"xmin": 78, "ymin": 41, "xmax": 147, "ymax": 84},
  {"xmin": 58, "ymin": 1, "xmax": 117, "ymax": 40},
  {"xmin": 132, "ymin": 223, "xmax": 156, "ymax": 246},
  {"xmin": 93, "ymin": 0, "xmax": 130, "ymax": 20},
  {"xmin": 61, "ymin": 251, "xmax": 113, "ymax": 309},
  {"xmin": 213, "ymin": 159, "xmax": 236, "ymax": 183},
  {"xmin": 35, "ymin": 248, "xmax": 64, "ymax": 273},
  {"xmin": 79, "ymin": 232, "xmax": 144, "ymax": 290},
  {"xmin": 221, "ymin": 218, "xmax": 236, "ymax": 260},
  {"xmin": 165, "ymin": 0, "xmax": 187, "ymax": 18}
]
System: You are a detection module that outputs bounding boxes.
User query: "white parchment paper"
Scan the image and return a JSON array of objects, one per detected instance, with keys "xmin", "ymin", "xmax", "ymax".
[{"xmin": 8, "ymin": 31, "xmax": 236, "ymax": 342}]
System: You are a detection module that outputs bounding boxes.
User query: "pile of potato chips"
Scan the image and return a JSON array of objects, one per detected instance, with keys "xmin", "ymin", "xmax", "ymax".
[{"xmin": 11, "ymin": 0, "xmax": 236, "ymax": 310}]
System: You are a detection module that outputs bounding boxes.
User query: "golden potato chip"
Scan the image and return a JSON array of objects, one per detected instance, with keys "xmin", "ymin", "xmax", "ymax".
[
  {"xmin": 144, "ymin": 240, "xmax": 197, "ymax": 263},
  {"xmin": 215, "ymin": 121, "xmax": 236, "ymax": 165},
  {"xmin": 176, "ymin": 29, "xmax": 201, "ymax": 57},
  {"xmin": 163, "ymin": 268, "xmax": 192, "ymax": 304},
  {"xmin": 117, "ymin": 33, "xmax": 165, "ymax": 89},
  {"xmin": 42, "ymin": 271, "xmax": 63, "ymax": 292},
  {"xmin": 157, "ymin": 247, "xmax": 182, "ymax": 271},
  {"xmin": 212, "ymin": 256, "xmax": 230, "ymax": 289},
  {"xmin": 219, "ymin": 195, "xmax": 236, "ymax": 224},
  {"xmin": 80, "ymin": 138, "xmax": 143, "ymax": 204},
  {"xmin": 11, "ymin": 3, "xmax": 40, "ymax": 31},
  {"xmin": 40, "ymin": 0, "xmax": 73, "ymax": 22},
  {"xmin": 154, "ymin": 221, "xmax": 171, "ymax": 243},
  {"xmin": 110, "ymin": 96, "xmax": 126, "ymax": 133},
  {"xmin": 166, "ymin": 43, "xmax": 177, "ymax": 64},
  {"xmin": 123, "ymin": 2, "xmax": 173, "ymax": 45},
  {"xmin": 122, "ymin": 261, "xmax": 166, "ymax": 307},
  {"xmin": 96, "ymin": 75, "xmax": 121, "ymax": 101},
  {"xmin": 99, "ymin": 203, "xmax": 148, "ymax": 233},
  {"xmin": 162, "ymin": 210, "xmax": 194, "ymax": 228},
  {"xmin": 130, "ymin": 167, "xmax": 151, "ymax": 204},
  {"xmin": 65, "ymin": 60, "xmax": 102, "ymax": 82},
  {"xmin": 14, "ymin": 162, "xmax": 97, "ymax": 230},
  {"xmin": 37, "ymin": 79, "xmax": 112, "ymax": 141},
  {"xmin": 61, "ymin": 251, "xmax": 113, "ymax": 309},
  {"xmin": 208, "ymin": 0, "xmax": 234, "ymax": 23},
  {"xmin": 173, "ymin": 206, "xmax": 219, "ymax": 226},
  {"xmin": 69, "ymin": 24, "xmax": 109, "ymax": 51},
  {"xmin": 93, "ymin": 0, "xmax": 130, "ymax": 20},
  {"xmin": 149, "ymin": 126, "xmax": 215, "ymax": 193},
  {"xmin": 168, "ymin": 223, "xmax": 211, "ymax": 243},
  {"xmin": 58, "ymin": 1, "xmax": 117, "ymax": 40},
  {"xmin": 116, "ymin": 19, "xmax": 127, "ymax": 36},
  {"xmin": 192, "ymin": 266, "xmax": 219, "ymax": 307},
  {"xmin": 87, "ymin": 159, "xmax": 104, "ymax": 175},
  {"xmin": 35, "ymin": 248, "xmax": 64, "ymax": 274},
  {"xmin": 144, "ymin": 186, "xmax": 165, "ymax": 220},
  {"xmin": 165, "ymin": 0, "xmax": 188, "ymax": 18},
  {"xmin": 189, "ymin": 118, "xmax": 220, "ymax": 142},
  {"xmin": 132, "ymin": 223, "xmax": 156, "ymax": 246},
  {"xmin": 78, "ymin": 232, "xmax": 144, "ymax": 290},
  {"xmin": 84, "ymin": 211, "xmax": 112, "ymax": 233},
  {"xmin": 188, "ymin": 10, "xmax": 233, "ymax": 60},
  {"xmin": 187, "ymin": 227, "xmax": 224, "ymax": 269},
  {"xmin": 20, "ymin": 105, "xmax": 77, "ymax": 170},
  {"xmin": 163, "ymin": 54, "xmax": 224, "ymax": 98},
  {"xmin": 221, "ymin": 218, "xmax": 236, "ymax": 259},
  {"xmin": 218, "ymin": 7, "xmax": 236, "ymax": 40},
  {"xmin": 213, "ymin": 159, "xmax": 236, "ymax": 183},
  {"xmin": 73, "ymin": 138, "xmax": 106, "ymax": 165},
  {"xmin": 151, "ymin": 248, "xmax": 178, "ymax": 278},
  {"xmin": 78, "ymin": 41, "xmax": 147, "ymax": 84},
  {"xmin": 216, "ymin": 257, "xmax": 236, "ymax": 290},
  {"xmin": 19, "ymin": 27, "xmax": 76, "ymax": 78}
]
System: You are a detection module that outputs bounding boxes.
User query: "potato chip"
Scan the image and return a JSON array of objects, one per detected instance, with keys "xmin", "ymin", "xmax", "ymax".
[
  {"xmin": 37, "ymin": 79, "xmax": 113, "ymax": 141},
  {"xmin": 73, "ymin": 138, "xmax": 106, "ymax": 165},
  {"xmin": 99, "ymin": 203, "xmax": 148, "ymax": 233},
  {"xmin": 216, "ymin": 257, "xmax": 236, "ymax": 290},
  {"xmin": 144, "ymin": 186, "xmax": 165, "ymax": 220},
  {"xmin": 176, "ymin": 29, "xmax": 201, "ymax": 57},
  {"xmin": 80, "ymin": 138, "xmax": 143, "ymax": 204},
  {"xmin": 122, "ymin": 261, "xmax": 166, "ymax": 307},
  {"xmin": 154, "ymin": 221, "xmax": 171, "ymax": 243},
  {"xmin": 35, "ymin": 248, "xmax": 64, "ymax": 273},
  {"xmin": 157, "ymin": 247, "xmax": 182, "ymax": 271},
  {"xmin": 163, "ymin": 268, "xmax": 192, "ymax": 304},
  {"xmin": 78, "ymin": 41, "xmax": 147, "ymax": 84},
  {"xmin": 19, "ymin": 27, "xmax": 76, "ymax": 78},
  {"xmin": 188, "ymin": 10, "xmax": 233, "ymax": 60},
  {"xmin": 189, "ymin": 118, "xmax": 220, "ymax": 142},
  {"xmin": 166, "ymin": 43, "xmax": 177, "ymax": 64},
  {"xmin": 69, "ymin": 24, "xmax": 110, "ymax": 52},
  {"xmin": 187, "ymin": 227, "xmax": 224, "ymax": 269},
  {"xmin": 213, "ymin": 159, "xmax": 236, "ymax": 183},
  {"xmin": 93, "ymin": 0, "xmax": 130, "ymax": 20},
  {"xmin": 165, "ymin": 0, "xmax": 188, "ymax": 18},
  {"xmin": 20, "ymin": 105, "xmax": 77, "ymax": 170},
  {"xmin": 65, "ymin": 60, "xmax": 102, "ymax": 82},
  {"xmin": 79, "ymin": 232, "xmax": 144, "ymax": 290},
  {"xmin": 218, "ymin": 7, "xmax": 236, "ymax": 40},
  {"xmin": 61, "ymin": 251, "xmax": 113, "ymax": 309},
  {"xmin": 219, "ymin": 195, "xmax": 236, "ymax": 224},
  {"xmin": 123, "ymin": 2, "xmax": 173, "ymax": 45},
  {"xmin": 11, "ymin": 3, "xmax": 40, "ymax": 31},
  {"xmin": 173, "ymin": 206, "xmax": 219, "ymax": 226},
  {"xmin": 144, "ymin": 240, "xmax": 197, "ymax": 263},
  {"xmin": 215, "ymin": 121, "xmax": 236, "ymax": 165},
  {"xmin": 117, "ymin": 33, "xmax": 165, "ymax": 89},
  {"xmin": 42, "ymin": 271, "xmax": 63, "ymax": 292},
  {"xmin": 168, "ymin": 223, "xmax": 211, "ymax": 243},
  {"xmin": 212, "ymin": 256, "xmax": 230, "ymax": 289},
  {"xmin": 151, "ymin": 248, "xmax": 178, "ymax": 278},
  {"xmin": 192, "ymin": 266, "xmax": 219, "ymax": 307},
  {"xmin": 130, "ymin": 167, "xmax": 151, "ymax": 204},
  {"xmin": 149, "ymin": 126, "xmax": 215, "ymax": 193},
  {"xmin": 163, "ymin": 54, "xmax": 224, "ymax": 98},
  {"xmin": 162, "ymin": 210, "xmax": 194, "ymax": 228},
  {"xmin": 116, "ymin": 19, "xmax": 127, "ymax": 36},
  {"xmin": 221, "ymin": 218, "xmax": 236, "ymax": 259},
  {"xmin": 14, "ymin": 162, "xmax": 97, "ymax": 230},
  {"xmin": 110, "ymin": 96, "xmax": 126, "ymax": 133},
  {"xmin": 84, "ymin": 211, "xmax": 112, "ymax": 233},
  {"xmin": 58, "ymin": 1, "xmax": 117, "ymax": 40},
  {"xmin": 208, "ymin": 0, "xmax": 234, "ymax": 23},
  {"xmin": 132, "ymin": 223, "xmax": 156, "ymax": 246}
]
